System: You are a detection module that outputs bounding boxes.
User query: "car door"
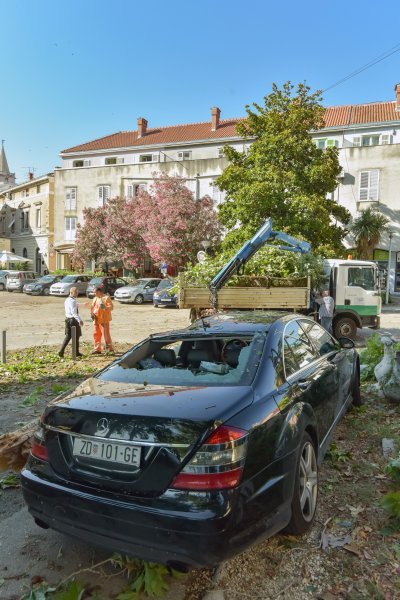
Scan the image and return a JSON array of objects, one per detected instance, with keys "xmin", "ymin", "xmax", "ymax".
[
  {"xmin": 301, "ymin": 320, "xmax": 353, "ymax": 416},
  {"xmin": 144, "ymin": 280, "xmax": 158, "ymax": 301},
  {"xmin": 281, "ymin": 319, "xmax": 340, "ymax": 451}
]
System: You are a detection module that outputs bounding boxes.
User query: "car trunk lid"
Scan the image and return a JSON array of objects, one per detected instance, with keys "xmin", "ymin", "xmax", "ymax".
[{"xmin": 43, "ymin": 380, "xmax": 253, "ymax": 496}]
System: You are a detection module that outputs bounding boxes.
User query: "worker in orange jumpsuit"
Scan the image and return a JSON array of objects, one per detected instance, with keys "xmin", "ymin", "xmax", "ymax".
[{"xmin": 90, "ymin": 286, "xmax": 114, "ymax": 354}]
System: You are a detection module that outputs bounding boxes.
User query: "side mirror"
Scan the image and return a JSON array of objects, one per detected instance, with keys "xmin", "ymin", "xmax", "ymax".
[{"xmin": 338, "ymin": 337, "xmax": 355, "ymax": 349}]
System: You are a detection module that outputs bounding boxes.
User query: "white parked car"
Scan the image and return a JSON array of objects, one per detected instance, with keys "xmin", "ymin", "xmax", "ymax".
[
  {"xmin": 114, "ymin": 278, "xmax": 161, "ymax": 304},
  {"xmin": 49, "ymin": 275, "xmax": 90, "ymax": 297},
  {"xmin": 0, "ymin": 269, "xmax": 12, "ymax": 291}
]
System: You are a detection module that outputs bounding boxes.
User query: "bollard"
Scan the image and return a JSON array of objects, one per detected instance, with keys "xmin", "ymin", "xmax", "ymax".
[
  {"xmin": 1, "ymin": 330, "xmax": 6, "ymax": 364},
  {"xmin": 71, "ymin": 326, "xmax": 77, "ymax": 361}
]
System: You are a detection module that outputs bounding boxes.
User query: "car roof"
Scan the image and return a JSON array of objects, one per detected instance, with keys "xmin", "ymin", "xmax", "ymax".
[{"xmin": 150, "ymin": 310, "xmax": 295, "ymax": 339}]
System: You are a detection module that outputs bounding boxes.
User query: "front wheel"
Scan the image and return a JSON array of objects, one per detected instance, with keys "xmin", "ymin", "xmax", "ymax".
[
  {"xmin": 285, "ymin": 432, "xmax": 318, "ymax": 535},
  {"xmin": 43, "ymin": 288, "xmax": 50, "ymax": 296},
  {"xmin": 134, "ymin": 294, "xmax": 144, "ymax": 305},
  {"xmin": 333, "ymin": 317, "xmax": 357, "ymax": 340},
  {"xmin": 0, "ymin": 283, "xmax": 4, "ymax": 291}
]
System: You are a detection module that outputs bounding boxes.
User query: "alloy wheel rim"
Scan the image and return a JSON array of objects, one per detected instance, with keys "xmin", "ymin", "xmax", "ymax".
[{"xmin": 299, "ymin": 441, "xmax": 318, "ymax": 522}]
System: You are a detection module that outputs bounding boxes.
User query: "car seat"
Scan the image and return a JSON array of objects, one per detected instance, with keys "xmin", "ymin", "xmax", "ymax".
[{"xmin": 153, "ymin": 348, "xmax": 176, "ymax": 367}]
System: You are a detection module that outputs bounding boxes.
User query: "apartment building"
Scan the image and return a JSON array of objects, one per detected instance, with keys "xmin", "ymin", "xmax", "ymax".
[
  {"xmin": 55, "ymin": 85, "xmax": 400, "ymax": 290},
  {"xmin": 0, "ymin": 173, "xmax": 55, "ymax": 273},
  {"xmin": 53, "ymin": 108, "xmax": 252, "ymax": 270}
]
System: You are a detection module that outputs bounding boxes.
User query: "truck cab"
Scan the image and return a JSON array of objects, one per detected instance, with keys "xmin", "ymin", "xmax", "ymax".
[{"xmin": 325, "ymin": 259, "xmax": 381, "ymax": 339}]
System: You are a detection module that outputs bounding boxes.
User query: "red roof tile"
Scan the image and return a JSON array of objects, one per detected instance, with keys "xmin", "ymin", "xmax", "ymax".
[{"xmin": 61, "ymin": 101, "xmax": 400, "ymax": 154}]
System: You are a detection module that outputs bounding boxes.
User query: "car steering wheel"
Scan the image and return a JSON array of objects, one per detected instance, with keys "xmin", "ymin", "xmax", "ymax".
[{"xmin": 221, "ymin": 339, "xmax": 248, "ymax": 364}]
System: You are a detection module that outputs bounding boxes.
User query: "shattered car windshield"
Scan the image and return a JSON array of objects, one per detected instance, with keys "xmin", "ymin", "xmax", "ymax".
[{"xmin": 98, "ymin": 332, "xmax": 267, "ymax": 387}]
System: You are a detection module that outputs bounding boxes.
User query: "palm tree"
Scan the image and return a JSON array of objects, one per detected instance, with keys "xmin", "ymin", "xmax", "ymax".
[{"xmin": 350, "ymin": 208, "xmax": 390, "ymax": 260}]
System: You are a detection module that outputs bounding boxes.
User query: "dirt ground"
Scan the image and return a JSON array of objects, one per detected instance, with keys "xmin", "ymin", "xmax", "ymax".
[{"xmin": 0, "ymin": 294, "xmax": 399, "ymax": 599}]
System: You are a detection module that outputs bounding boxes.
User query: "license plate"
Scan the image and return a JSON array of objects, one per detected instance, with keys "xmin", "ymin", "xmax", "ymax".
[
  {"xmin": 72, "ymin": 437, "xmax": 141, "ymax": 466},
  {"xmin": 162, "ymin": 298, "xmax": 172, "ymax": 302}
]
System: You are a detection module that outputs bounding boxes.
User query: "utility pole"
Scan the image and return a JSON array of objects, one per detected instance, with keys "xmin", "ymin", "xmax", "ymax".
[{"xmin": 385, "ymin": 231, "xmax": 393, "ymax": 305}]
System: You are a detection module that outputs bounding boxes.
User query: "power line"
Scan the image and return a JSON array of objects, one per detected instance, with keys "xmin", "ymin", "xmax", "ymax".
[{"xmin": 323, "ymin": 42, "xmax": 400, "ymax": 93}]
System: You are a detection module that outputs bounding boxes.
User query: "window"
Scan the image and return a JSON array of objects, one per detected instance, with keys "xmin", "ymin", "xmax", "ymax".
[
  {"xmin": 178, "ymin": 151, "xmax": 191, "ymax": 160},
  {"xmin": 9, "ymin": 215, "xmax": 15, "ymax": 232},
  {"xmin": 105, "ymin": 157, "xmax": 124, "ymax": 165},
  {"xmin": 64, "ymin": 217, "xmax": 77, "ymax": 241},
  {"xmin": 315, "ymin": 139, "xmax": 327, "ymax": 149},
  {"xmin": 20, "ymin": 210, "xmax": 29, "ymax": 230},
  {"xmin": 23, "ymin": 248, "xmax": 28, "ymax": 258},
  {"xmin": 139, "ymin": 154, "xmax": 158, "ymax": 163},
  {"xmin": 362, "ymin": 135, "xmax": 380, "ymax": 146},
  {"xmin": 73, "ymin": 159, "xmax": 91, "ymax": 167},
  {"xmin": 300, "ymin": 321, "xmax": 338, "ymax": 356},
  {"xmin": 326, "ymin": 139, "xmax": 339, "ymax": 148},
  {"xmin": 65, "ymin": 187, "xmax": 77, "ymax": 210},
  {"xmin": 359, "ymin": 170, "xmax": 379, "ymax": 201},
  {"xmin": 353, "ymin": 137, "xmax": 361, "ymax": 147},
  {"xmin": 381, "ymin": 134, "xmax": 392, "ymax": 145},
  {"xmin": 36, "ymin": 208, "xmax": 41, "ymax": 228},
  {"xmin": 283, "ymin": 320, "xmax": 317, "ymax": 377},
  {"xmin": 36, "ymin": 184, "xmax": 41, "ymax": 194},
  {"xmin": 97, "ymin": 185, "xmax": 111, "ymax": 206},
  {"xmin": 348, "ymin": 267, "xmax": 376, "ymax": 291},
  {"xmin": 0, "ymin": 216, "xmax": 5, "ymax": 233},
  {"xmin": 218, "ymin": 147, "xmax": 225, "ymax": 157},
  {"xmin": 125, "ymin": 183, "xmax": 147, "ymax": 198}
]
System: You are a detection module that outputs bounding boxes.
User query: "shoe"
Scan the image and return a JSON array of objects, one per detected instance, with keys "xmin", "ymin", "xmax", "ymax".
[
  {"xmin": 76, "ymin": 352, "xmax": 84, "ymax": 357},
  {"xmin": 58, "ymin": 351, "xmax": 64, "ymax": 358},
  {"xmin": 91, "ymin": 350, "xmax": 102, "ymax": 355}
]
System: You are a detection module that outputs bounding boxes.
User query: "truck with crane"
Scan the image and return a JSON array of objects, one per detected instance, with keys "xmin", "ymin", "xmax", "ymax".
[{"xmin": 179, "ymin": 218, "xmax": 381, "ymax": 339}]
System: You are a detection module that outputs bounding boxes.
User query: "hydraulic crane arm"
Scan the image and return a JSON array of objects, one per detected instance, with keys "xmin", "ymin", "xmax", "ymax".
[{"xmin": 209, "ymin": 218, "xmax": 311, "ymax": 303}]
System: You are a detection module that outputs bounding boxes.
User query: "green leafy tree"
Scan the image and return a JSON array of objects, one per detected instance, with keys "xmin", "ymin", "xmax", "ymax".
[
  {"xmin": 350, "ymin": 207, "xmax": 389, "ymax": 260},
  {"xmin": 217, "ymin": 82, "xmax": 350, "ymax": 254}
]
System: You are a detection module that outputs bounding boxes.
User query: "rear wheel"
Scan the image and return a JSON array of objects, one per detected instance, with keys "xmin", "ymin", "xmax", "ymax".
[
  {"xmin": 285, "ymin": 432, "xmax": 318, "ymax": 535},
  {"xmin": 154, "ymin": 304, "xmax": 159, "ymax": 308},
  {"xmin": 0, "ymin": 283, "xmax": 4, "ymax": 291},
  {"xmin": 333, "ymin": 317, "xmax": 357, "ymax": 340},
  {"xmin": 43, "ymin": 288, "xmax": 50, "ymax": 296},
  {"xmin": 134, "ymin": 294, "xmax": 144, "ymax": 305}
]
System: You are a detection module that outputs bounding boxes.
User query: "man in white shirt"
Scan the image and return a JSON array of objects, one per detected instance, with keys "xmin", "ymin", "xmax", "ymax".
[
  {"xmin": 59, "ymin": 287, "xmax": 84, "ymax": 357},
  {"xmin": 315, "ymin": 289, "xmax": 335, "ymax": 334}
]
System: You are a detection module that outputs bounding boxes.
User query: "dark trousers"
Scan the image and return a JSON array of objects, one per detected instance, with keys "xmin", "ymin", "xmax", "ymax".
[{"xmin": 59, "ymin": 318, "xmax": 82, "ymax": 355}]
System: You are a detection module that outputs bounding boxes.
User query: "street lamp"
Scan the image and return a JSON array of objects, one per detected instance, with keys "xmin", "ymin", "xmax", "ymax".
[{"xmin": 385, "ymin": 231, "xmax": 393, "ymax": 305}]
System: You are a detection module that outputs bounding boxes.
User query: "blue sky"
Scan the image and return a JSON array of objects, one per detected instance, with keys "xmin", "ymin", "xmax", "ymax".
[{"xmin": 2, "ymin": 0, "xmax": 400, "ymax": 182}]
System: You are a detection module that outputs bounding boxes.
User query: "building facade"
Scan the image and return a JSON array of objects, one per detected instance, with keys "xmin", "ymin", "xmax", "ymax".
[
  {"xmin": 53, "ymin": 108, "xmax": 252, "ymax": 270},
  {"xmin": 55, "ymin": 87, "xmax": 400, "ymax": 291},
  {"xmin": 0, "ymin": 173, "xmax": 55, "ymax": 274}
]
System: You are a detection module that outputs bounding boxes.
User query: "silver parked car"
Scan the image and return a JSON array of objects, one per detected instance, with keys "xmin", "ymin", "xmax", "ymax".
[
  {"xmin": 114, "ymin": 278, "xmax": 161, "ymax": 304},
  {"xmin": 0, "ymin": 269, "xmax": 12, "ymax": 291},
  {"xmin": 49, "ymin": 275, "xmax": 90, "ymax": 297},
  {"xmin": 6, "ymin": 271, "xmax": 38, "ymax": 292}
]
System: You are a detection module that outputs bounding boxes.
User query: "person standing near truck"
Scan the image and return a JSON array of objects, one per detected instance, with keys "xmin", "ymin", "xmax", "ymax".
[{"xmin": 316, "ymin": 290, "xmax": 335, "ymax": 334}]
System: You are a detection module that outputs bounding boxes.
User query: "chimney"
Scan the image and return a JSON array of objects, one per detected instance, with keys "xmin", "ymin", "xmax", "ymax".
[
  {"xmin": 211, "ymin": 107, "xmax": 221, "ymax": 131},
  {"xmin": 137, "ymin": 117, "xmax": 148, "ymax": 137},
  {"xmin": 29, "ymin": 171, "xmax": 34, "ymax": 181},
  {"xmin": 395, "ymin": 84, "xmax": 400, "ymax": 111}
]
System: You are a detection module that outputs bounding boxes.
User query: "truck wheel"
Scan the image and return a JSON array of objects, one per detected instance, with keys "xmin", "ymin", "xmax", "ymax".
[{"xmin": 334, "ymin": 317, "xmax": 357, "ymax": 340}]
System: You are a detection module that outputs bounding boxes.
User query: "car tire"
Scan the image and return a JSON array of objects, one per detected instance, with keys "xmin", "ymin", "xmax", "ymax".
[
  {"xmin": 333, "ymin": 317, "xmax": 357, "ymax": 340},
  {"xmin": 352, "ymin": 365, "xmax": 362, "ymax": 407},
  {"xmin": 43, "ymin": 288, "xmax": 50, "ymax": 296},
  {"xmin": 0, "ymin": 283, "xmax": 4, "ymax": 291},
  {"xmin": 154, "ymin": 304, "xmax": 159, "ymax": 308},
  {"xmin": 285, "ymin": 432, "xmax": 318, "ymax": 535},
  {"xmin": 134, "ymin": 294, "xmax": 144, "ymax": 305}
]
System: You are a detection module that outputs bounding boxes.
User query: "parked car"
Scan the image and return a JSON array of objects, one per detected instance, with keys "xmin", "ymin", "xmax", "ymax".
[
  {"xmin": 6, "ymin": 271, "xmax": 38, "ymax": 292},
  {"xmin": 86, "ymin": 276, "xmax": 128, "ymax": 298},
  {"xmin": 21, "ymin": 311, "xmax": 360, "ymax": 569},
  {"xmin": 153, "ymin": 278, "xmax": 178, "ymax": 308},
  {"xmin": 23, "ymin": 275, "xmax": 64, "ymax": 296},
  {"xmin": 49, "ymin": 275, "xmax": 91, "ymax": 297},
  {"xmin": 0, "ymin": 269, "xmax": 12, "ymax": 291},
  {"xmin": 114, "ymin": 278, "xmax": 161, "ymax": 304}
]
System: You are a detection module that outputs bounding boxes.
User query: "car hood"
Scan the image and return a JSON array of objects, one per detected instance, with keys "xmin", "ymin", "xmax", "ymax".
[{"xmin": 116, "ymin": 285, "xmax": 144, "ymax": 293}]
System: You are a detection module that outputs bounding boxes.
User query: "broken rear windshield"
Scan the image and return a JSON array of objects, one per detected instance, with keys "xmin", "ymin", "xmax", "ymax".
[{"xmin": 98, "ymin": 333, "xmax": 266, "ymax": 387}]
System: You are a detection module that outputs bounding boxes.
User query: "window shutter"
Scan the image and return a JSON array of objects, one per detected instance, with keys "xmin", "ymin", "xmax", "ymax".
[
  {"xmin": 152, "ymin": 154, "xmax": 159, "ymax": 162},
  {"xmin": 178, "ymin": 152, "xmax": 183, "ymax": 159},
  {"xmin": 353, "ymin": 137, "xmax": 361, "ymax": 147},
  {"xmin": 104, "ymin": 186, "xmax": 110, "ymax": 201},
  {"xmin": 359, "ymin": 172, "xmax": 370, "ymax": 200},
  {"xmin": 381, "ymin": 134, "xmax": 392, "ymax": 145},
  {"xmin": 369, "ymin": 170, "xmax": 379, "ymax": 201},
  {"xmin": 126, "ymin": 185, "xmax": 133, "ymax": 198},
  {"xmin": 83, "ymin": 159, "xmax": 91, "ymax": 166},
  {"xmin": 97, "ymin": 186, "xmax": 104, "ymax": 206},
  {"xmin": 117, "ymin": 157, "xmax": 124, "ymax": 164}
]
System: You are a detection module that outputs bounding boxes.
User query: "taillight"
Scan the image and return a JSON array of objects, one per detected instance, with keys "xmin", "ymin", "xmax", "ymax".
[
  {"xmin": 31, "ymin": 419, "xmax": 49, "ymax": 462},
  {"xmin": 171, "ymin": 425, "xmax": 248, "ymax": 491}
]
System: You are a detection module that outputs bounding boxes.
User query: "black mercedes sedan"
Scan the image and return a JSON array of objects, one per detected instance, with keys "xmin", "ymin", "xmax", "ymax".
[{"xmin": 21, "ymin": 311, "xmax": 360, "ymax": 569}]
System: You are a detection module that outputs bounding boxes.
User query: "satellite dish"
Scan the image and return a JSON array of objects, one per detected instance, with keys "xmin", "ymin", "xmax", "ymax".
[{"xmin": 197, "ymin": 251, "xmax": 206, "ymax": 263}]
